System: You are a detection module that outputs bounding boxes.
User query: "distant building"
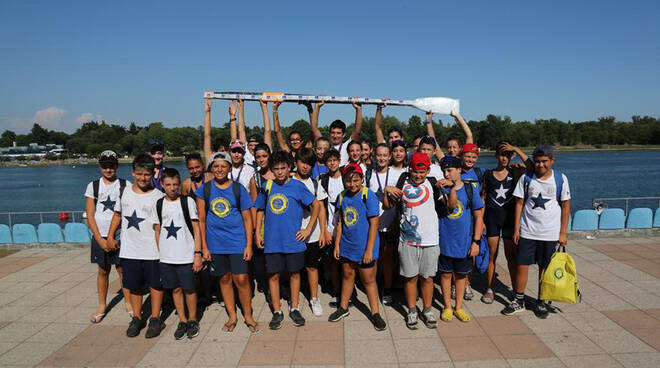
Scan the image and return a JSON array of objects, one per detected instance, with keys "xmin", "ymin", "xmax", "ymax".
[{"xmin": 0, "ymin": 142, "xmax": 64, "ymax": 158}]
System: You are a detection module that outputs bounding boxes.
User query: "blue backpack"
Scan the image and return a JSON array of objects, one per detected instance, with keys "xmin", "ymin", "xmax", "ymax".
[{"xmin": 523, "ymin": 170, "xmax": 564, "ymax": 202}]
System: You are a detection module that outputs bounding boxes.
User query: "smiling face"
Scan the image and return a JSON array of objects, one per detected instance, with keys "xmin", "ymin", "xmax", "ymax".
[
  {"xmin": 326, "ymin": 155, "xmax": 340, "ymax": 173},
  {"xmin": 330, "ymin": 127, "xmax": 344, "ymax": 146},
  {"xmin": 186, "ymin": 158, "xmax": 204, "ymax": 180},
  {"xmin": 462, "ymin": 152, "xmax": 478, "ymax": 169},
  {"xmin": 255, "ymin": 150, "xmax": 270, "ymax": 170},
  {"xmin": 100, "ymin": 163, "xmax": 118, "ymax": 180},
  {"xmin": 315, "ymin": 140, "xmax": 330, "ymax": 160},
  {"xmin": 230, "ymin": 148, "xmax": 244, "ymax": 166},
  {"xmin": 344, "ymin": 173, "xmax": 363, "ymax": 193},
  {"xmin": 361, "ymin": 142, "xmax": 372, "ymax": 162},
  {"xmin": 271, "ymin": 162, "xmax": 291, "ymax": 183},
  {"xmin": 149, "ymin": 150, "xmax": 163, "ymax": 166},
  {"xmin": 211, "ymin": 160, "xmax": 231, "ymax": 181},
  {"xmin": 388, "ymin": 130, "xmax": 402, "ymax": 144},
  {"xmin": 162, "ymin": 176, "xmax": 180, "ymax": 199},
  {"xmin": 375, "ymin": 146, "xmax": 391, "ymax": 169},
  {"xmin": 347, "ymin": 142, "xmax": 362, "ymax": 163},
  {"xmin": 392, "ymin": 145, "xmax": 406, "ymax": 166},
  {"xmin": 289, "ymin": 132, "xmax": 303, "ymax": 150},
  {"xmin": 446, "ymin": 139, "xmax": 460, "ymax": 157},
  {"xmin": 410, "ymin": 168, "xmax": 429, "ymax": 185},
  {"xmin": 132, "ymin": 167, "xmax": 154, "ymax": 190}
]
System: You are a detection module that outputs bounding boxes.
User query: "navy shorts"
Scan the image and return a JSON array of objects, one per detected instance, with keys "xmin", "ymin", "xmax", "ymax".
[
  {"xmin": 159, "ymin": 263, "xmax": 195, "ymax": 290},
  {"xmin": 484, "ymin": 208, "xmax": 514, "ymax": 239},
  {"xmin": 90, "ymin": 236, "xmax": 120, "ymax": 268},
  {"xmin": 304, "ymin": 241, "xmax": 323, "ymax": 269},
  {"xmin": 517, "ymin": 238, "xmax": 556, "ymax": 269},
  {"xmin": 437, "ymin": 254, "xmax": 472, "ymax": 275},
  {"xmin": 339, "ymin": 256, "xmax": 376, "ymax": 269},
  {"xmin": 379, "ymin": 230, "xmax": 399, "ymax": 248},
  {"xmin": 120, "ymin": 258, "xmax": 162, "ymax": 290},
  {"xmin": 266, "ymin": 252, "xmax": 305, "ymax": 274},
  {"xmin": 209, "ymin": 253, "xmax": 249, "ymax": 276}
]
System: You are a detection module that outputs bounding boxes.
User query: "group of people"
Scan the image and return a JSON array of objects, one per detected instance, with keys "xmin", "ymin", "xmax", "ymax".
[{"xmin": 84, "ymin": 98, "xmax": 571, "ymax": 340}]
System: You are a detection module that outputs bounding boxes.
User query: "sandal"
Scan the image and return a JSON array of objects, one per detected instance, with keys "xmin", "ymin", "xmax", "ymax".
[
  {"xmin": 441, "ymin": 308, "xmax": 453, "ymax": 322},
  {"xmin": 90, "ymin": 313, "xmax": 105, "ymax": 324},
  {"xmin": 221, "ymin": 320, "xmax": 238, "ymax": 333},
  {"xmin": 244, "ymin": 321, "xmax": 262, "ymax": 334},
  {"xmin": 454, "ymin": 308, "xmax": 471, "ymax": 322}
]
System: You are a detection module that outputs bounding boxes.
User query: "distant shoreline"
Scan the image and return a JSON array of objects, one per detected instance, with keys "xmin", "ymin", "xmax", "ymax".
[{"xmin": 1, "ymin": 145, "xmax": 660, "ymax": 167}]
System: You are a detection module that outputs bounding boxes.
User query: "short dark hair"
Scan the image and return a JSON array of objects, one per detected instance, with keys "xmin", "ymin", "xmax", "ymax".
[
  {"xmin": 387, "ymin": 126, "xmax": 403, "ymax": 137},
  {"xmin": 446, "ymin": 136, "xmax": 462, "ymax": 146},
  {"xmin": 185, "ymin": 152, "xmax": 203, "ymax": 165},
  {"xmin": 132, "ymin": 153, "xmax": 155, "ymax": 171},
  {"xmin": 253, "ymin": 143, "xmax": 271, "ymax": 155},
  {"xmin": 269, "ymin": 150, "xmax": 293, "ymax": 169},
  {"xmin": 412, "ymin": 134, "xmax": 425, "ymax": 143},
  {"xmin": 288, "ymin": 130, "xmax": 303, "ymax": 141},
  {"xmin": 329, "ymin": 119, "xmax": 346, "ymax": 133},
  {"xmin": 323, "ymin": 148, "xmax": 341, "ymax": 162},
  {"xmin": 390, "ymin": 140, "xmax": 408, "ymax": 166},
  {"xmin": 161, "ymin": 168, "xmax": 181, "ymax": 182},
  {"xmin": 375, "ymin": 142, "xmax": 390, "ymax": 152},
  {"xmin": 495, "ymin": 140, "xmax": 514, "ymax": 157},
  {"xmin": 359, "ymin": 137, "xmax": 373, "ymax": 149},
  {"xmin": 213, "ymin": 137, "xmax": 229, "ymax": 152},
  {"xmin": 347, "ymin": 140, "xmax": 362, "ymax": 151},
  {"xmin": 296, "ymin": 147, "xmax": 317, "ymax": 167},
  {"xmin": 419, "ymin": 136, "xmax": 437, "ymax": 149},
  {"xmin": 248, "ymin": 134, "xmax": 263, "ymax": 144},
  {"xmin": 315, "ymin": 136, "xmax": 330, "ymax": 146}
]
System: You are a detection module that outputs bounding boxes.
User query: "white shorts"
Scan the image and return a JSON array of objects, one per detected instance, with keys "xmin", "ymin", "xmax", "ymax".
[{"xmin": 398, "ymin": 243, "xmax": 439, "ymax": 279}]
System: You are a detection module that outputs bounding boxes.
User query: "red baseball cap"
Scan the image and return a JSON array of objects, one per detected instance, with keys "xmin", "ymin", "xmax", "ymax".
[
  {"xmin": 409, "ymin": 152, "xmax": 431, "ymax": 170},
  {"xmin": 342, "ymin": 163, "xmax": 363, "ymax": 176},
  {"xmin": 461, "ymin": 143, "xmax": 480, "ymax": 155}
]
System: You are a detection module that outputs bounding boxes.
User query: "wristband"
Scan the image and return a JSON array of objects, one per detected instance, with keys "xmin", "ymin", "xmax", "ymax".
[
  {"xmin": 424, "ymin": 120, "xmax": 432, "ymax": 124},
  {"xmin": 229, "ymin": 118, "xmax": 236, "ymax": 122},
  {"xmin": 473, "ymin": 239, "xmax": 480, "ymax": 243},
  {"xmin": 194, "ymin": 251, "xmax": 203, "ymax": 255}
]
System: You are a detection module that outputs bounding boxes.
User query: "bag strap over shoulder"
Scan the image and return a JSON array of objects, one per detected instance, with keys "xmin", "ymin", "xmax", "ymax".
[
  {"xmin": 179, "ymin": 195, "xmax": 195, "ymax": 236},
  {"xmin": 156, "ymin": 197, "xmax": 164, "ymax": 224}
]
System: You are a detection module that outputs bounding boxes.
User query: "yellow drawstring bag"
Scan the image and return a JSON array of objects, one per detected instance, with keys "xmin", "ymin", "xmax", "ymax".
[{"xmin": 540, "ymin": 245, "xmax": 581, "ymax": 303}]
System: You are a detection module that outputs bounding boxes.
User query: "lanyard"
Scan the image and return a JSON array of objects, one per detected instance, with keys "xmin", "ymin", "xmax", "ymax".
[
  {"xmin": 231, "ymin": 165, "xmax": 243, "ymax": 183},
  {"xmin": 375, "ymin": 168, "xmax": 389, "ymax": 194},
  {"xmin": 191, "ymin": 174, "xmax": 206, "ymax": 192}
]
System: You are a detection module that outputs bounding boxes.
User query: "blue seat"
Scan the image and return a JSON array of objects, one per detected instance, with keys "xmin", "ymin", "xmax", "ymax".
[
  {"xmin": 0, "ymin": 224, "xmax": 11, "ymax": 243},
  {"xmin": 653, "ymin": 208, "xmax": 660, "ymax": 228},
  {"xmin": 572, "ymin": 210, "xmax": 598, "ymax": 231},
  {"xmin": 626, "ymin": 208, "xmax": 653, "ymax": 229},
  {"xmin": 12, "ymin": 224, "xmax": 38, "ymax": 243},
  {"xmin": 37, "ymin": 223, "xmax": 64, "ymax": 243},
  {"xmin": 64, "ymin": 223, "xmax": 91, "ymax": 243},
  {"xmin": 599, "ymin": 208, "xmax": 625, "ymax": 230}
]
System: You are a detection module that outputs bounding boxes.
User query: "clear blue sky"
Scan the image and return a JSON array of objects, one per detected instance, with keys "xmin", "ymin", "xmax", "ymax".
[{"xmin": 1, "ymin": 0, "xmax": 658, "ymax": 134}]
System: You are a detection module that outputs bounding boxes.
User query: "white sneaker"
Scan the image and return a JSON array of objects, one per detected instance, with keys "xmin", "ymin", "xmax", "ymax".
[{"xmin": 310, "ymin": 298, "xmax": 323, "ymax": 316}]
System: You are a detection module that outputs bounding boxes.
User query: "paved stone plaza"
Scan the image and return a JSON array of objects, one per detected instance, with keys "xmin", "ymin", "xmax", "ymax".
[{"xmin": 1, "ymin": 236, "xmax": 659, "ymax": 367}]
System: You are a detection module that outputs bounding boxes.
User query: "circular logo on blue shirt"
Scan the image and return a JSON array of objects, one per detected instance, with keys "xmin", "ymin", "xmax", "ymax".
[
  {"xmin": 211, "ymin": 197, "xmax": 231, "ymax": 218},
  {"xmin": 447, "ymin": 201, "xmax": 464, "ymax": 219},
  {"xmin": 269, "ymin": 193, "xmax": 288, "ymax": 214},
  {"xmin": 344, "ymin": 206, "xmax": 359, "ymax": 227}
]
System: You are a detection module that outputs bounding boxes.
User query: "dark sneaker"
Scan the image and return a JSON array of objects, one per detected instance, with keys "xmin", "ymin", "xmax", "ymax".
[
  {"xmin": 545, "ymin": 301, "xmax": 560, "ymax": 313},
  {"xmin": 371, "ymin": 313, "xmax": 387, "ymax": 331},
  {"xmin": 501, "ymin": 299, "xmax": 525, "ymax": 316},
  {"xmin": 289, "ymin": 309, "xmax": 306, "ymax": 327},
  {"xmin": 382, "ymin": 294, "xmax": 393, "ymax": 306},
  {"xmin": 145, "ymin": 318, "xmax": 164, "ymax": 338},
  {"xmin": 173, "ymin": 322, "xmax": 188, "ymax": 340},
  {"xmin": 269, "ymin": 311, "xmax": 284, "ymax": 330},
  {"xmin": 328, "ymin": 307, "xmax": 350, "ymax": 322},
  {"xmin": 534, "ymin": 301, "xmax": 549, "ymax": 319},
  {"xmin": 187, "ymin": 320, "xmax": 200, "ymax": 339},
  {"xmin": 126, "ymin": 317, "xmax": 145, "ymax": 337}
]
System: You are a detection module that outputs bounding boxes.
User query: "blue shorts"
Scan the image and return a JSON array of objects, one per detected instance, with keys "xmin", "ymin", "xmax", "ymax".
[
  {"xmin": 339, "ymin": 256, "xmax": 376, "ymax": 269},
  {"xmin": 159, "ymin": 263, "xmax": 195, "ymax": 290},
  {"xmin": 90, "ymin": 236, "xmax": 120, "ymax": 267},
  {"xmin": 437, "ymin": 254, "xmax": 472, "ymax": 275},
  {"xmin": 120, "ymin": 258, "xmax": 162, "ymax": 290},
  {"xmin": 266, "ymin": 252, "xmax": 305, "ymax": 274},
  {"xmin": 517, "ymin": 238, "xmax": 556, "ymax": 269},
  {"xmin": 209, "ymin": 253, "xmax": 249, "ymax": 276}
]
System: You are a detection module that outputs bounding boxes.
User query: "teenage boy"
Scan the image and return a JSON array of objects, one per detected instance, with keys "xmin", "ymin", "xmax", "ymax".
[
  {"xmin": 417, "ymin": 136, "xmax": 445, "ymax": 180},
  {"xmin": 148, "ymin": 140, "xmax": 166, "ymax": 192},
  {"xmin": 154, "ymin": 168, "xmax": 203, "ymax": 339},
  {"xmin": 312, "ymin": 101, "xmax": 364, "ymax": 166},
  {"xmin": 437, "ymin": 157, "xmax": 484, "ymax": 323},
  {"xmin": 329, "ymin": 164, "xmax": 386, "ymax": 331},
  {"xmin": 107, "ymin": 154, "xmax": 165, "ymax": 338},
  {"xmin": 229, "ymin": 139, "xmax": 255, "ymax": 191},
  {"xmin": 255, "ymin": 151, "xmax": 320, "ymax": 329},
  {"xmin": 292, "ymin": 148, "xmax": 330, "ymax": 316},
  {"xmin": 85, "ymin": 150, "xmax": 132, "ymax": 323},
  {"xmin": 502, "ymin": 145, "xmax": 571, "ymax": 319},
  {"xmin": 374, "ymin": 102, "xmax": 405, "ymax": 144},
  {"xmin": 383, "ymin": 153, "xmax": 440, "ymax": 329}
]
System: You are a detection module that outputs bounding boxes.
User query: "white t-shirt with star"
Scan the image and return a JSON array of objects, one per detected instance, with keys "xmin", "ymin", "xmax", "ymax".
[
  {"xmin": 84, "ymin": 178, "xmax": 131, "ymax": 237},
  {"xmin": 231, "ymin": 164, "xmax": 255, "ymax": 191},
  {"xmin": 513, "ymin": 170, "xmax": 571, "ymax": 241},
  {"xmin": 153, "ymin": 196, "xmax": 198, "ymax": 264},
  {"xmin": 115, "ymin": 186, "xmax": 164, "ymax": 260},
  {"xmin": 293, "ymin": 176, "xmax": 328, "ymax": 243}
]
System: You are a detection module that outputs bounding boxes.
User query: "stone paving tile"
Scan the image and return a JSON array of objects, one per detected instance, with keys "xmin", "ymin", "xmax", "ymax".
[
  {"xmin": 389, "ymin": 318, "xmax": 441, "ymax": 340},
  {"xmin": 0, "ymin": 322, "xmax": 49, "ymax": 342},
  {"xmin": 17, "ymin": 306, "xmax": 73, "ymax": 323},
  {"xmin": 292, "ymin": 339, "xmax": 344, "ymax": 365},
  {"xmin": 507, "ymin": 357, "xmax": 566, "ymax": 368},
  {"xmin": 442, "ymin": 336, "xmax": 503, "ymax": 361},
  {"xmin": 344, "ymin": 338, "xmax": 397, "ymax": 365},
  {"xmin": 296, "ymin": 321, "xmax": 343, "ymax": 341},
  {"xmin": 612, "ymin": 352, "xmax": 660, "ymax": 368},
  {"xmin": 137, "ymin": 342, "xmax": 200, "ymax": 367},
  {"xmin": 0, "ymin": 342, "xmax": 62, "ymax": 366},
  {"xmin": 0, "ymin": 342, "xmax": 18, "ymax": 356},
  {"xmin": 624, "ymin": 327, "xmax": 660, "ymax": 351},
  {"xmin": 562, "ymin": 310, "xmax": 622, "ymax": 332},
  {"xmin": 437, "ymin": 319, "xmax": 486, "ymax": 338},
  {"xmin": 490, "ymin": 334, "xmax": 554, "ymax": 359},
  {"xmin": 518, "ymin": 314, "xmax": 578, "ymax": 334},
  {"xmin": 393, "ymin": 336, "xmax": 451, "ymax": 363},
  {"xmin": 26, "ymin": 322, "xmax": 88, "ymax": 344},
  {"xmin": 248, "ymin": 321, "xmax": 298, "ymax": 341},
  {"xmin": 399, "ymin": 363, "xmax": 454, "ymax": 368},
  {"xmin": 239, "ymin": 340, "xmax": 295, "ymax": 366},
  {"xmin": 344, "ymin": 320, "xmax": 390, "ymax": 340},
  {"xmin": 582, "ymin": 329, "xmax": 655, "ymax": 354},
  {"xmin": 452, "ymin": 359, "xmax": 509, "ymax": 367},
  {"xmin": 88, "ymin": 338, "xmax": 157, "ymax": 367},
  {"xmin": 187, "ymin": 341, "xmax": 247, "ymax": 366},
  {"xmin": 476, "ymin": 316, "xmax": 532, "ymax": 336},
  {"xmin": 536, "ymin": 332, "xmax": 605, "ymax": 356},
  {"xmin": 559, "ymin": 354, "xmax": 624, "ymax": 368},
  {"xmin": 603, "ymin": 309, "xmax": 660, "ymax": 329}
]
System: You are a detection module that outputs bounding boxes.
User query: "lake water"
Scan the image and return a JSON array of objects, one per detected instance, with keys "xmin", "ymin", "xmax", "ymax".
[{"xmin": 1, "ymin": 151, "xmax": 659, "ymax": 225}]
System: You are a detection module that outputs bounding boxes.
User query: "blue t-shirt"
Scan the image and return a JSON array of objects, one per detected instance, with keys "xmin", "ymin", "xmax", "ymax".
[
  {"xmin": 439, "ymin": 185, "xmax": 483, "ymax": 258},
  {"xmin": 311, "ymin": 163, "xmax": 329, "ymax": 180},
  {"xmin": 256, "ymin": 179, "xmax": 316, "ymax": 254},
  {"xmin": 194, "ymin": 182, "xmax": 254, "ymax": 254},
  {"xmin": 338, "ymin": 188, "xmax": 381, "ymax": 262},
  {"xmin": 461, "ymin": 167, "xmax": 482, "ymax": 193}
]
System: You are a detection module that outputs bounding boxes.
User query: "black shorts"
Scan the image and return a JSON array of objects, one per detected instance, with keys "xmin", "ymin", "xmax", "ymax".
[
  {"xmin": 484, "ymin": 208, "xmax": 514, "ymax": 238},
  {"xmin": 209, "ymin": 253, "xmax": 249, "ymax": 276},
  {"xmin": 339, "ymin": 256, "xmax": 376, "ymax": 269},
  {"xmin": 305, "ymin": 241, "xmax": 323, "ymax": 269},
  {"xmin": 90, "ymin": 236, "xmax": 120, "ymax": 268},
  {"xmin": 266, "ymin": 252, "xmax": 305, "ymax": 274},
  {"xmin": 517, "ymin": 238, "xmax": 556, "ymax": 269},
  {"xmin": 120, "ymin": 258, "xmax": 162, "ymax": 290},
  {"xmin": 379, "ymin": 230, "xmax": 399, "ymax": 248},
  {"xmin": 159, "ymin": 263, "xmax": 196, "ymax": 290},
  {"xmin": 437, "ymin": 254, "xmax": 472, "ymax": 275}
]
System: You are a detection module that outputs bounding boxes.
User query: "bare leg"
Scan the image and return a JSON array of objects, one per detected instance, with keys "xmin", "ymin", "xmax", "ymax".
[
  {"xmin": 219, "ymin": 273, "xmax": 238, "ymax": 322},
  {"xmin": 306, "ymin": 267, "xmax": 319, "ymax": 299},
  {"xmin": 404, "ymin": 276, "xmax": 419, "ymax": 310},
  {"xmin": 515, "ymin": 264, "xmax": 530, "ymax": 295},
  {"xmin": 172, "ymin": 288, "xmax": 187, "ymax": 323},
  {"xmin": 129, "ymin": 289, "xmax": 143, "ymax": 320},
  {"xmin": 95, "ymin": 265, "xmax": 110, "ymax": 316},
  {"xmin": 454, "ymin": 275, "xmax": 467, "ymax": 310},
  {"xmin": 149, "ymin": 287, "xmax": 163, "ymax": 320},
  {"xmin": 486, "ymin": 236, "xmax": 500, "ymax": 289},
  {"xmin": 232, "ymin": 273, "xmax": 256, "ymax": 325},
  {"xmin": 268, "ymin": 273, "xmax": 281, "ymax": 311},
  {"xmin": 503, "ymin": 238, "xmax": 517, "ymax": 290},
  {"xmin": 440, "ymin": 273, "xmax": 452, "ymax": 309},
  {"xmin": 339, "ymin": 264, "xmax": 356, "ymax": 310},
  {"xmin": 184, "ymin": 289, "xmax": 197, "ymax": 321},
  {"xmin": 289, "ymin": 272, "xmax": 301, "ymax": 309},
  {"xmin": 115, "ymin": 265, "xmax": 132, "ymax": 314},
  {"xmin": 420, "ymin": 276, "xmax": 434, "ymax": 309},
  {"xmin": 358, "ymin": 265, "xmax": 380, "ymax": 314}
]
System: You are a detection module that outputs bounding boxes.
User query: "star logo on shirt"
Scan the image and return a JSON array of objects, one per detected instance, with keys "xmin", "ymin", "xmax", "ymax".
[
  {"xmin": 124, "ymin": 210, "xmax": 145, "ymax": 231},
  {"xmin": 99, "ymin": 196, "xmax": 115, "ymax": 212},
  {"xmin": 531, "ymin": 193, "xmax": 551, "ymax": 209},
  {"xmin": 164, "ymin": 220, "xmax": 181, "ymax": 239},
  {"xmin": 494, "ymin": 184, "xmax": 507, "ymax": 200}
]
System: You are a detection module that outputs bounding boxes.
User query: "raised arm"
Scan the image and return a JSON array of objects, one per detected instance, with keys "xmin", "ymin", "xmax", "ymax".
[
  {"xmin": 203, "ymin": 99, "xmax": 213, "ymax": 163},
  {"xmin": 229, "ymin": 101, "xmax": 237, "ymax": 142},
  {"xmin": 272, "ymin": 101, "xmax": 290, "ymax": 152},
  {"xmin": 375, "ymin": 103, "xmax": 386, "ymax": 144},
  {"xmin": 500, "ymin": 142, "xmax": 533, "ymax": 171},
  {"xmin": 450, "ymin": 110, "xmax": 473, "ymax": 144},
  {"xmin": 259, "ymin": 99, "xmax": 273, "ymax": 149},
  {"xmin": 311, "ymin": 100, "xmax": 324, "ymax": 141},
  {"xmin": 426, "ymin": 111, "xmax": 445, "ymax": 161},
  {"xmin": 350, "ymin": 100, "xmax": 363, "ymax": 141},
  {"xmin": 300, "ymin": 101, "xmax": 314, "ymax": 147},
  {"xmin": 237, "ymin": 99, "xmax": 247, "ymax": 144}
]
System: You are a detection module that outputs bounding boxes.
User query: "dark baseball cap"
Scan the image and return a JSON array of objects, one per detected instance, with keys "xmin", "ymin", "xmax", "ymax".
[
  {"xmin": 440, "ymin": 156, "xmax": 462, "ymax": 170},
  {"xmin": 98, "ymin": 150, "xmax": 118, "ymax": 164},
  {"xmin": 148, "ymin": 139, "xmax": 164, "ymax": 152}
]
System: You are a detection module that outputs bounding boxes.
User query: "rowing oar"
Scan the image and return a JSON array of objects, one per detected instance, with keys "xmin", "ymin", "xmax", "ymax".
[{"xmin": 203, "ymin": 91, "xmax": 460, "ymax": 114}]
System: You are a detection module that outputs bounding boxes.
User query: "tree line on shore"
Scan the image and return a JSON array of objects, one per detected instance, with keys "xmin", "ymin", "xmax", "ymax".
[{"xmin": 1, "ymin": 114, "xmax": 659, "ymax": 158}]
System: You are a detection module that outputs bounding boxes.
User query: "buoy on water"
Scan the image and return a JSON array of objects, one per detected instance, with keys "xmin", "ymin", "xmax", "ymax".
[{"xmin": 59, "ymin": 212, "xmax": 69, "ymax": 222}]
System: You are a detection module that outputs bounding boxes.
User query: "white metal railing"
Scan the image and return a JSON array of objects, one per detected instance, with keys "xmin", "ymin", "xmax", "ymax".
[{"xmin": 592, "ymin": 197, "xmax": 660, "ymax": 216}]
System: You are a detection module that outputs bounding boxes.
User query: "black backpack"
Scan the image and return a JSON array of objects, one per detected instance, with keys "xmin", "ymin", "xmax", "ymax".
[
  {"xmin": 156, "ymin": 195, "xmax": 194, "ymax": 236},
  {"xmin": 202, "ymin": 181, "xmax": 242, "ymax": 214},
  {"xmin": 395, "ymin": 173, "xmax": 444, "ymax": 217},
  {"xmin": 93, "ymin": 178, "xmax": 127, "ymax": 205}
]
